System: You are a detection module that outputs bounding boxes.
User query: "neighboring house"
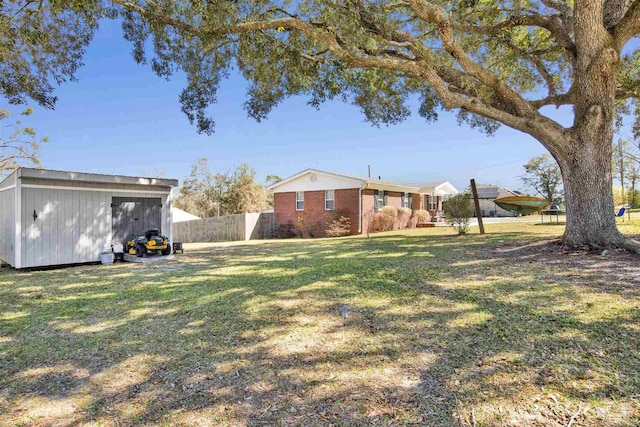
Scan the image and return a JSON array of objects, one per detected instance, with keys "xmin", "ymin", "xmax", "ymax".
[
  {"xmin": 172, "ymin": 207, "xmax": 200, "ymax": 223},
  {"xmin": 0, "ymin": 168, "xmax": 178, "ymax": 269},
  {"xmin": 269, "ymin": 169, "xmax": 458, "ymax": 236},
  {"xmin": 475, "ymin": 184, "xmax": 519, "ymax": 217},
  {"xmin": 413, "ymin": 181, "xmax": 460, "ymax": 219}
]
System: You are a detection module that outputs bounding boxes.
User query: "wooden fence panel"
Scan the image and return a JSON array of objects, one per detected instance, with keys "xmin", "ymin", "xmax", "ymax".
[
  {"xmin": 174, "ymin": 213, "xmax": 276, "ymax": 243},
  {"xmin": 255, "ymin": 212, "xmax": 278, "ymax": 239}
]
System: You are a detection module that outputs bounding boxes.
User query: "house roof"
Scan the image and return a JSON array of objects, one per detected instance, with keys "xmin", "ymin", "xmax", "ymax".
[
  {"xmin": 408, "ymin": 181, "xmax": 459, "ymax": 195},
  {"xmin": 475, "ymin": 184, "xmax": 518, "ymax": 200},
  {"xmin": 413, "ymin": 181, "xmax": 447, "ymax": 188},
  {"xmin": 269, "ymin": 169, "xmax": 421, "ymax": 193},
  {"xmin": 15, "ymin": 167, "xmax": 178, "ymax": 187}
]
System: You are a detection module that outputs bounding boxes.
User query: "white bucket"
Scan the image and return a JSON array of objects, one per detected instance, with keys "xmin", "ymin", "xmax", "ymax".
[{"xmin": 100, "ymin": 251, "xmax": 114, "ymax": 265}]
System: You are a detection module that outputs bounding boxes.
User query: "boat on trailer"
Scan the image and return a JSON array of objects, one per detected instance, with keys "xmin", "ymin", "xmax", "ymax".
[{"xmin": 493, "ymin": 196, "xmax": 551, "ymax": 214}]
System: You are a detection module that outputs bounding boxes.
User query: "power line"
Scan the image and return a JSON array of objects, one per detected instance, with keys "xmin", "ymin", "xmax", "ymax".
[
  {"xmin": 433, "ymin": 155, "xmax": 540, "ymax": 176},
  {"xmin": 472, "ymin": 156, "xmax": 535, "ymax": 171}
]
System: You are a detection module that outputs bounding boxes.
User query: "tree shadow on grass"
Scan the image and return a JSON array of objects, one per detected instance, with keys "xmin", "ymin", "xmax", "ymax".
[{"xmin": 0, "ymin": 231, "xmax": 638, "ymax": 426}]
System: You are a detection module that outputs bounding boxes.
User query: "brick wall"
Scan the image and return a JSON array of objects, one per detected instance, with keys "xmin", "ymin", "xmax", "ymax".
[
  {"xmin": 362, "ymin": 189, "xmax": 375, "ymax": 233},
  {"xmin": 275, "ymin": 188, "xmax": 425, "ymax": 237},
  {"xmin": 361, "ymin": 190, "xmax": 415, "ymax": 233},
  {"xmin": 412, "ymin": 193, "xmax": 422, "ymax": 211},
  {"xmin": 386, "ymin": 191, "xmax": 403, "ymax": 208},
  {"xmin": 274, "ymin": 189, "xmax": 360, "ymax": 236}
]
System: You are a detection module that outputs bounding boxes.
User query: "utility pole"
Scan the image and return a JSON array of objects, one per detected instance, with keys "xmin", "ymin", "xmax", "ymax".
[{"xmin": 470, "ymin": 179, "xmax": 485, "ymax": 234}]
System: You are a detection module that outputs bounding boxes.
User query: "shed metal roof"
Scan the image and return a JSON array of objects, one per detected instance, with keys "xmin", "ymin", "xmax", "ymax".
[{"xmin": 16, "ymin": 168, "xmax": 178, "ymax": 187}]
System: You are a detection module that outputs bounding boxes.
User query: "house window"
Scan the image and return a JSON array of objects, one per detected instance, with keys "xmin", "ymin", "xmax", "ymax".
[
  {"xmin": 296, "ymin": 191, "xmax": 304, "ymax": 211},
  {"xmin": 402, "ymin": 192, "xmax": 413, "ymax": 209},
  {"xmin": 325, "ymin": 190, "xmax": 335, "ymax": 210},
  {"xmin": 374, "ymin": 190, "xmax": 384, "ymax": 212},
  {"xmin": 428, "ymin": 194, "xmax": 438, "ymax": 211}
]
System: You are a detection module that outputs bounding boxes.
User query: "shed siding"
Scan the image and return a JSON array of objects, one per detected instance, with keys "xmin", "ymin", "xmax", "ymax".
[
  {"xmin": 0, "ymin": 186, "xmax": 15, "ymax": 265},
  {"xmin": 20, "ymin": 187, "xmax": 170, "ymax": 268},
  {"xmin": 0, "ymin": 172, "xmax": 16, "ymax": 190}
]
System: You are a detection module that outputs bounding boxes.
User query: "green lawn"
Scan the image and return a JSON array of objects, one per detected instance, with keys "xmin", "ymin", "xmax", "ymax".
[{"xmin": 1, "ymin": 222, "xmax": 639, "ymax": 426}]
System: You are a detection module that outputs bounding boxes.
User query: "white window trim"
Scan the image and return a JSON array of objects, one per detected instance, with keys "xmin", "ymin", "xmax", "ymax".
[
  {"xmin": 296, "ymin": 191, "xmax": 304, "ymax": 211},
  {"xmin": 374, "ymin": 190, "xmax": 384, "ymax": 212},
  {"xmin": 428, "ymin": 193, "xmax": 438, "ymax": 211},
  {"xmin": 325, "ymin": 190, "xmax": 335, "ymax": 211}
]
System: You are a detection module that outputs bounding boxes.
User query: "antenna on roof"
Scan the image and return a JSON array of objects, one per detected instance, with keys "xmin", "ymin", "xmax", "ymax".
[{"xmin": 368, "ymin": 165, "xmax": 371, "ymax": 178}]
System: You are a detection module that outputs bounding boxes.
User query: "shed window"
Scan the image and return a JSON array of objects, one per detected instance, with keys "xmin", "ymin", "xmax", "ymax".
[
  {"xmin": 325, "ymin": 190, "xmax": 335, "ymax": 210},
  {"xmin": 374, "ymin": 190, "xmax": 385, "ymax": 212},
  {"xmin": 296, "ymin": 191, "xmax": 304, "ymax": 211}
]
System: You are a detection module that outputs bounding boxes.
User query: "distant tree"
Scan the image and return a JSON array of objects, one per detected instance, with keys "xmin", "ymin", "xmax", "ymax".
[
  {"xmin": 520, "ymin": 155, "xmax": 564, "ymax": 204},
  {"xmin": 612, "ymin": 186, "xmax": 626, "ymax": 207},
  {"xmin": 222, "ymin": 163, "xmax": 269, "ymax": 214},
  {"xmin": 611, "ymin": 139, "xmax": 636, "ymax": 200},
  {"xmin": 443, "ymin": 193, "xmax": 474, "ymax": 235},
  {"xmin": 264, "ymin": 174, "xmax": 281, "ymax": 209},
  {"xmin": 0, "ymin": 107, "xmax": 46, "ymax": 175},
  {"xmin": 628, "ymin": 165, "xmax": 640, "ymax": 208},
  {"xmin": 174, "ymin": 159, "xmax": 217, "ymax": 217},
  {"xmin": 174, "ymin": 159, "xmax": 270, "ymax": 217},
  {"xmin": 265, "ymin": 175, "xmax": 282, "ymax": 186}
]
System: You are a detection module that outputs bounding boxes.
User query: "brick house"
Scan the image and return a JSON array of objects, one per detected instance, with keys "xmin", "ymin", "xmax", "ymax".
[
  {"xmin": 413, "ymin": 181, "xmax": 461, "ymax": 221},
  {"xmin": 269, "ymin": 169, "xmax": 458, "ymax": 236}
]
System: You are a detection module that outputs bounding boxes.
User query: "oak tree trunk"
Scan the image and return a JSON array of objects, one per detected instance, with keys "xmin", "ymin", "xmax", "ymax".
[
  {"xmin": 555, "ymin": 135, "xmax": 624, "ymax": 248},
  {"xmin": 552, "ymin": 0, "xmax": 638, "ymax": 250}
]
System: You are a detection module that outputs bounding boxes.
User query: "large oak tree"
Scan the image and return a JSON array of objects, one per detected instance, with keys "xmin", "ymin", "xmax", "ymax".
[{"xmin": 3, "ymin": 0, "xmax": 640, "ymax": 249}]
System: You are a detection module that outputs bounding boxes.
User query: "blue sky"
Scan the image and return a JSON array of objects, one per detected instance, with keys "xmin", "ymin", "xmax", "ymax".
[{"xmin": 6, "ymin": 19, "xmax": 585, "ymax": 193}]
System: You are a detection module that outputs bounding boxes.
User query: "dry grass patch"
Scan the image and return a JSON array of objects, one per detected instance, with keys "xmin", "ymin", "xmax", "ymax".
[{"xmin": 0, "ymin": 221, "xmax": 639, "ymax": 426}]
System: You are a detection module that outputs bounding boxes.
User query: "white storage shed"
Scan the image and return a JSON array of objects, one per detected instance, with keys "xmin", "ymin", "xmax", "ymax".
[{"xmin": 0, "ymin": 168, "xmax": 178, "ymax": 269}]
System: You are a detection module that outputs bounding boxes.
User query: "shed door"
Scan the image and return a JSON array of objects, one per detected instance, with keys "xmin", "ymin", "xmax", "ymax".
[{"xmin": 112, "ymin": 197, "xmax": 162, "ymax": 244}]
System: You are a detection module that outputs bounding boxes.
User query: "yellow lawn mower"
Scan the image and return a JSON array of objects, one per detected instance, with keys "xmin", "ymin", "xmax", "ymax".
[{"xmin": 127, "ymin": 228, "xmax": 172, "ymax": 257}]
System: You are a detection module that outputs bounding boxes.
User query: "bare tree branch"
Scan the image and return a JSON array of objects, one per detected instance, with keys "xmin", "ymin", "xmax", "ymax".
[{"xmin": 531, "ymin": 90, "xmax": 575, "ymax": 108}]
